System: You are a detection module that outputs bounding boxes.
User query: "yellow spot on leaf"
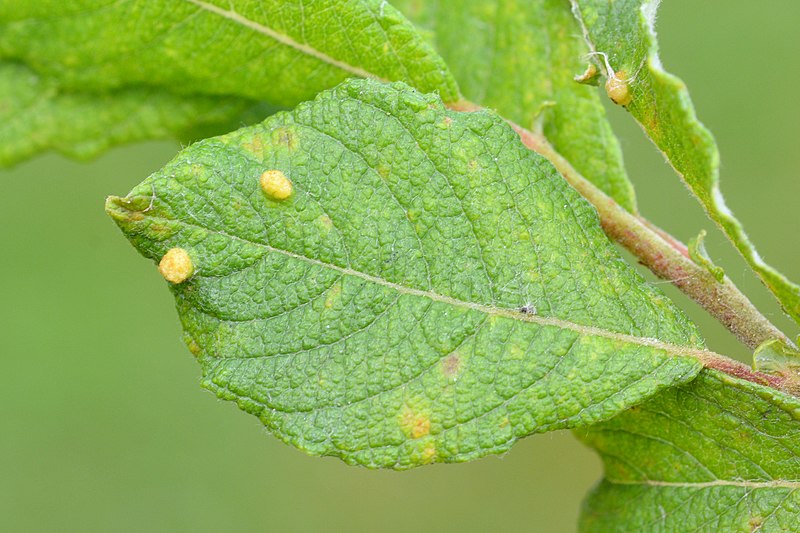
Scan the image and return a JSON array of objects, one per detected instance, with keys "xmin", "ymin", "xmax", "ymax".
[
  {"xmin": 748, "ymin": 516, "xmax": 763, "ymax": 532},
  {"xmin": 184, "ymin": 336, "xmax": 202, "ymax": 357},
  {"xmin": 242, "ymin": 137, "xmax": 264, "ymax": 157},
  {"xmin": 316, "ymin": 214, "xmax": 333, "ymax": 232},
  {"xmin": 159, "ymin": 248, "xmax": 193, "ymax": 284},
  {"xmin": 605, "ymin": 70, "xmax": 632, "ymax": 106},
  {"xmin": 272, "ymin": 127, "xmax": 298, "ymax": 151},
  {"xmin": 441, "ymin": 353, "xmax": 462, "ymax": 379},
  {"xmin": 260, "ymin": 170, "xmax": 293, "ymax": 200},
  {"xmin": 499, "ymin": 417, "xmax": 510, "ymax": 428},
  {"xmin": 574, "ymin": 63, "xmax": 599, "ymax": 85},
  {"xmin": 509, "ymin": 345, "xmax": 525, "ymax": 360},
  {"xmin": 324, "ymin": 283, "xmax": 342, "ymax": 309},
  {"xmin": 420, "ymin": 442, "xmax": 436, "ymax": 463},
  {"xmin": 399, "ymin": 405, "xmax": 431, "ymax": 439}
]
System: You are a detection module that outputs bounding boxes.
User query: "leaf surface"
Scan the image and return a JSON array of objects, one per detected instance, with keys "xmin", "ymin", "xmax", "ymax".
[
  {"xmin": 0, "ymin": 0, "xmax": 459, "ymax": 166},
  {"xmin": 0, "ymin": 61, "xmax": 273, "ymax": 166},
  {"xmin": 0, "ymin": 0, "xmax": 459, "ymax": 105},
  {"xmin": 393, "ymin": 0, "xmax": 635, "ymax": 211},
  {"xmin": 107, "ymin": 79, "xmax": 705, "ymax": 469},
  {"xmin": 570, "ymin": 0, "xmax": 800, "ymax": 326},
  {"xmin": 578, "ymin": 369, "xmax": 800, "ymax": 531}
]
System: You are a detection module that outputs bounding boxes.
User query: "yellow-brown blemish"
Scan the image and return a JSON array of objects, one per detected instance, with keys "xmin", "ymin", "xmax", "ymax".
[
  {"xmin": 468, "ymin": 160, "xmax": 478, "ymax": 171},
  {"xmin": 376, "ymin": 164, "xmax": 390, "ymax": 179},
  {"xmin": 420, "ymin": 442, "xmax": 437, "ymax": 463},
  {"xmin": 441, "ymin": 353, "xmax": 462, "ymax": 378},
  {"xmin": 158, "ymin": 248, "xmax": 193, "ymax": 284},
  {"xmin": 499, "ymin": 417, "xmax": 510, "ymax": 429},
  {"xmin": 242, "ymin": 137, "xmax": 264, "ymax": 157},
  {"xmin": 574, "ymin": 63, "xmax": 600, "ymax": 85},
  {"xmin": 260, "ymin": 169, "xmax": 293, "ymax": 200},
  {"xmin": 509, "ymin": 345, "xmax": 525, "ymax": 360},
  {"xmin": 605, "ymin": 70, "xmax": 632, "ymax": 106},
  {"xmin": 272, "ymin": 127, "xmax": 298, "ymax": 151},
  {"xmin": 185, "ymin": 336, "xmax": 202, "ymax": 357},
  {"xmin": 324, "ymin": 282, "xmax": 342, "ymax": 309},
  {"xmin": 399, "ymin": 406, "xmax": 431, "ymax": 439},
  {"xmin": 316, "ymin": 214, "xmax": 334, "ymax": 232}
]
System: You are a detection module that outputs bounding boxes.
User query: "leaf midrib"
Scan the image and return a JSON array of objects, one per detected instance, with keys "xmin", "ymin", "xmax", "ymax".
[
  {"xmin": 185, "ymin": 0, "xmax": 388, "ymax": 81},
  {"xmin": 131, "ymin": 205, "xmax": 721, "ymax": 362}
]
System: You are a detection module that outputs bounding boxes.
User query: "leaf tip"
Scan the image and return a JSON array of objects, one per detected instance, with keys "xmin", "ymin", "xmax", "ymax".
[{"xmin": 105, "ymin": 195, "xmax": 145, "ymax": 223}]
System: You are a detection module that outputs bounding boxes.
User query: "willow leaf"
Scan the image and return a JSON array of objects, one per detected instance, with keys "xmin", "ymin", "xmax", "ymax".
[
  {"xmin": 578, "ymin": 369, "xmax": 800, "ymax": 531},
  {"xmin": 393, "ymin": 0, "xmax": 635, "ymax": 211},
  {"xmin": 107, "ymin": 79, "xmax": 705, "ymax": 469},
  {"xmin": 570, "ymin": 0, "xmax": 800, "ymax": 326},
  {"xmin": 0, "ymin": 61, "xmax": 275, "ymax": 167},
  {"xmin": 0, "ymin": 0, "xmax": 459, "ymax": 106}
]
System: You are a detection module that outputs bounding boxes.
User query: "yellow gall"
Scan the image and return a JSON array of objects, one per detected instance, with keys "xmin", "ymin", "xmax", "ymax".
[
  {"xmin": 158, "ymin": 248, "xmax": 193, "ymax": 284},
  {"xmin": 605, "ymin": 71, "xmax": 632, "ymax": 106},
  {"xmin": 260, "ymin": 169, "xmax": 293, "ymax": 200}
]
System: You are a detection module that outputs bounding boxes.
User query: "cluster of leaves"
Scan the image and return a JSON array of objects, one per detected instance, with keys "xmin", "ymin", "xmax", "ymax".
[{"xmin": 5, "ymin": 1, "xmax": 800, "ymax": 529}]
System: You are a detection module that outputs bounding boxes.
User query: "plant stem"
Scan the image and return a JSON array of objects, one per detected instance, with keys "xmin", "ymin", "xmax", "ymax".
[{"xmin": 508, "ymin": 123, "xmax": 792, "ymax": 351}]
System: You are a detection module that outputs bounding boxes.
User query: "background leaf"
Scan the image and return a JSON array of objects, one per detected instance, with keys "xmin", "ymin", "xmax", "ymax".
[
  {"xmin": 570, "ymin": 0, "xmax": 800, "ymax": 327},
  {"xmin": 108, "ymin": 79, "xmax": 705, "ymax": 469},
  {"xmin": 0, "ymin": 0, "xmax": 458, "ymax": 166},
  {"xmin": 393, "ymin": 0, "xmax": 636, "ymax": 211},
  {"xmin": 578, "ymin": 369, "xmax": 800, "ymax": 531},
  {"xmin": 0, "ymin": 0, "xmax": 458, "ymax": 104},
  {"xmin": 0, "ymin": 61, "xmax": 278, "ymax": 166}
]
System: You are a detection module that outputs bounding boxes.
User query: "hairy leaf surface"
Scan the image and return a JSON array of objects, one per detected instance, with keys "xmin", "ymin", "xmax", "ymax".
[
  {"xmin": 0, "ymin": 62, "xmax": 273, "ymax": 166},
  {"xmin": 0, "ymin": 0, "xmax": 459, "ymax": 105},
  {"xmin": 570, "ymin": 0, "xmax": 800, "ymax": 326},
  {"xmin": 393, "ymin": 0, "xmax": 635, "ymax": 211},
  {"xmin": 0, "ymin": 0, "xmax": 458, "ymax": 165},
  {"xmin": 578, "ymin": 369, "xmax": 800, "ymax": 531},
  {"xmin": 107, "ymin": 79, "xmax": 705, "ymax": 469}
]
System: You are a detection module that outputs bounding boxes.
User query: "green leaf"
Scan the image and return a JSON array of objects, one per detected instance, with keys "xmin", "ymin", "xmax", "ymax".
[
  {"xmin": 570, "ymin": 0, "xmax": 800, "ymax": 326},
  {"xmin": 688, "ymin": 230, "xmax": 725, "ymax": 283},
  {"xmin": 0, "ymin": 0, "xmax": 459, "ymax": 106},
  {"xmin": 107, "ymin": 79, "xmax": 705, "ymax": 469},
  {"xmin": 577, "ymin": 369, "xmax": 800, "ymax": 531},
  {"xmin": 754, "ymin": 339, "xmax": 800, "ymax": 378},
  {"xmin": 0, "ymin": 61, "xmax": 275, "ymax": 167},
  {"xmin": 393, "ymin": 0, "xmax": 636, "ymax": 211}
]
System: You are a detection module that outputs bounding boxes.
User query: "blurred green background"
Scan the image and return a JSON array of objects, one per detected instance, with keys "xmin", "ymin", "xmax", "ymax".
[{"xmin": 2, "ymin": 2, "xmax": 798, "ymax": 531}]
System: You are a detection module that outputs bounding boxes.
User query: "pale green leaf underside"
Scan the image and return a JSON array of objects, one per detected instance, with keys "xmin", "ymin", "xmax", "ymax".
[
  {"xmin": 0, "ymin": 61, "xmax": 276, "ymax": 166},
  {"xmin": 393, "ymin": 0, "xmax": 636, "ymax": 212},
  {"xmin": 570, "ymin": 0, "xmax": 800, "ymax": 326},
  {"xmin": 0, "ymin": 0, "xmax": 459, "ymax": 106},
  {"xmin": 577, "ymin": 369, "xmax": 800, "ymax": 531},
  {"xmin": 107, "ymin": 80, "xmax": 705, "ymax": 469}
]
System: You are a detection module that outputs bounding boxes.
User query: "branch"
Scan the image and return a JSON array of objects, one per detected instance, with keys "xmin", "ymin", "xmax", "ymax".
[{"xmin": 509, "ymin": 123, "xmax": 792, "ymax": 352}]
